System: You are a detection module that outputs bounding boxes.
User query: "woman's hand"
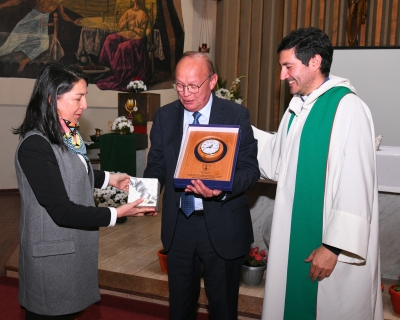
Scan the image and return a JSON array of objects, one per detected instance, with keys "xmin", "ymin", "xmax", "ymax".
[
  {"xmin": 109, "ymin": 173, "xmax": 130, "ymax": 191},
  {"xmin": 116, "ymin": 198, "xmax": 158, "ymax": 217}
]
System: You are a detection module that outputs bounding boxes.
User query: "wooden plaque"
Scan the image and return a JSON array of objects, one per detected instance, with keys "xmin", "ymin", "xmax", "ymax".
[{"xmin": 174, "ymin": 125, "xmax": 240, "ymax": 190}]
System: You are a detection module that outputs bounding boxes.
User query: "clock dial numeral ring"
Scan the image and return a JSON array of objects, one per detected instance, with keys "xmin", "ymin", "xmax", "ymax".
[{"xmin": 194, "ymin": 137, "xmax": 227, "ymax": 163}]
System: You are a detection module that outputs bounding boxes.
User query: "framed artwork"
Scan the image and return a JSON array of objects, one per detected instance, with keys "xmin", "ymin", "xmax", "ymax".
[{"xmin": 0, "ymin": 0, "xmax": 184, "ymax": 91}]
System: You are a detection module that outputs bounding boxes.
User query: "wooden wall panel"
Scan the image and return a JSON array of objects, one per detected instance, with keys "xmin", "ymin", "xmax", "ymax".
[
  {"xmin": 375, "ymin": 0, "xmax": 383, "ymax": 45},
  {"xmin": 331, "ymin": 0, "xmax": 340, "ymax": 45},
  {"xmin": 215, "ymin": 0, "xmax": 400, "ymax": 131},
  {"xmin": 238, "ymin": 0, "xmax": 252, "ymax": 107},
  {"xmin": 245, "ymin": 1, "xmax": 264, "ymax": 126},
  {"xmin": 390, "ymin": 0, "xmax": 399, "ymax": 45}
]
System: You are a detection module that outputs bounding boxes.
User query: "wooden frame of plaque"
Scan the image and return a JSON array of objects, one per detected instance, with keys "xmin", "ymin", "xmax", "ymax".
[{"xmin": 174, "ymin": 124, "xmax": 241, "ymax": 191}]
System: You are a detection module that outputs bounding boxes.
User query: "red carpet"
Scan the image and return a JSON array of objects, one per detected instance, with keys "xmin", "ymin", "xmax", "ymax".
[{"xmin": 0, "ymin": 276, "xmax": 209, "ymax": 319}]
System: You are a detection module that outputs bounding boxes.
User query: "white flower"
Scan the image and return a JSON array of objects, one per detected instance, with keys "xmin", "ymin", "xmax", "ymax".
[
  {"xmin": 112, "ymin": 116, "xmax": 134, "ymax": 134},
  {"xmin": 93, "ymin": 172, "xmax": 128, "ymax": 208},
  {"xmin": 235, "ymin": 98, "xmax": 243, "ymax": 104},
  {"xmin": 215, "ymin": 88, "xmax": 232, "ymax": 100},
  {"xmin": 213, "ymin": 75, "xmax": 246, "ymax": 104},
  {"xmin": 127, "ymin": 80, "xmax": 147, "ymax": 91}
]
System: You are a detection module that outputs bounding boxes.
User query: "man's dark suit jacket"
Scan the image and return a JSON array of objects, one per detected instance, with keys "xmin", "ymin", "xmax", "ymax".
[{"xmin": 144, "ymin": 94, "xmax": 260, "ymax": 259}]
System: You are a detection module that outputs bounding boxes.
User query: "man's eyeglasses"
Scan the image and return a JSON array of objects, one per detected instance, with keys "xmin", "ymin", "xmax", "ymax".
[{"xmin": 172, "ymin": 74, "xmax": 213, "ymax": 94}]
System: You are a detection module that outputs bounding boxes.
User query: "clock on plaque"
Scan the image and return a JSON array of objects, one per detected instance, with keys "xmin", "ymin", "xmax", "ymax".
[
  {"xmin": 195, "ymin": 137, "xmax": 227, "ymax": 163},
  {"xmin": 174, "ymin": 124, "xmax": 241, "ymax": 191}
]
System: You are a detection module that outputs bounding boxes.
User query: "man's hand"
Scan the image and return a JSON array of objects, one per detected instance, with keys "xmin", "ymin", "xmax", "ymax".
[
  {"xmin": 109, "ymin": 173, "xmax": 130, "ymax": 191},
  {"xmin": 305, "ymin": 245, "xmax": 338, "ymax": 281},
  {"xmin": 184, "ymin": 179, "xmax": 222, "ymax": 199}
]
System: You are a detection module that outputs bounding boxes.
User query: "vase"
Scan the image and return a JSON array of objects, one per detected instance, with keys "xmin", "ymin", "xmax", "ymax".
[
  {"xmin": 241, "ymin": 263, "xmax": 266, "ymax": 286},
  {"xmin": 389, "ymin": 285, "xmax": 400, "ymax": 314},
  {"xmin": 157, "ymin": 249, "xmax": 168, "ymax": 274}
]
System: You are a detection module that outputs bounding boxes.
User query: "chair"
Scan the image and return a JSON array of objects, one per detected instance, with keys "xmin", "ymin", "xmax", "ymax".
[{"xmin": 47, "ymin": 13, "xmax": 58, "ymax": 38}]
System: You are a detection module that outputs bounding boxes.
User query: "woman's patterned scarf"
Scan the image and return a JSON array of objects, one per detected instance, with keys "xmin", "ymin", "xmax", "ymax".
[{"xmin": 60, "ymin": 118, "xmax": 89, "ymax": 161}]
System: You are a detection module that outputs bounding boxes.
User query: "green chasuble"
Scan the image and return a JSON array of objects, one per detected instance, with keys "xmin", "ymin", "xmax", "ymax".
[{"xmin": 283, "ymin": 86, "xmax": 352, "ymax": 319}]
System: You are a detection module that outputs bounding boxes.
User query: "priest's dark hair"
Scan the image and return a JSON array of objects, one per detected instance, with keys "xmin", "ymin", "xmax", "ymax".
[
  {"xmin": 277, "ymin": 27, "xmax": 333, "ymax": 77},
  {"xmin": 13, "ymin": 63, "xmax": 88, "ymax": 147}
]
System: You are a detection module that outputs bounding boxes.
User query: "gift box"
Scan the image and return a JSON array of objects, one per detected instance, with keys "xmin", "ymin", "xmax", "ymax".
[{"xmin": 128, "ymin": 177, "xmax": 160, "ymax": 210}]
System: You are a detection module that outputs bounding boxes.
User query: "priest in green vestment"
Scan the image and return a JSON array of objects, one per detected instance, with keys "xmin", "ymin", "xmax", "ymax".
[{"xmin": 254, "ymin": 27, "xmax": 383, "ymax": 320}]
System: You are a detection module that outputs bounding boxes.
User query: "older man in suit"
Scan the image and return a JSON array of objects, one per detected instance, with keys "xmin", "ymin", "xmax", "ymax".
[{"xmin": 144, "ymin": 51, "xmax": 259, "ymax": 320}]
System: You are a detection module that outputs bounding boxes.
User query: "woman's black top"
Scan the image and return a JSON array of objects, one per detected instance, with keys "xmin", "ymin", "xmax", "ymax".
[{"xmin": 18, "ymin": 135, "xmax": 111, "ymax": 228}]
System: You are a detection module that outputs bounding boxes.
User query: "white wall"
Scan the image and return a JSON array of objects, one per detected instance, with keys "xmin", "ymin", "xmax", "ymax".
[
  {"xmin": 0, "ymin": 0, "xmax": 217, "ymax": 189},
  {"xmin": 331, "ymin": 48, "xmax": 400, "ymax": 147},
  {"xmin": 185, "ymin": 0, "xmax": 217, "ymax": 62}
]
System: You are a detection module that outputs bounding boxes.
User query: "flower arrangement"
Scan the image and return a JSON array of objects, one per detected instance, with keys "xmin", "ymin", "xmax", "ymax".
[
  {"xmin": 127, "ymin": 77, "xmax": 147, "ymax": 93},
  {"xmin": 112, "ymin": 116, "xmax": 134, "ymax": 134},
  {"xmin": 213, "ymin": 75, "xmax": 246, "ymax": 104},
  {"xmin": 94, "ymin": 181, "xmax": 128, "ymax": 208},
  {"xmin": 244, "ymin": 246, "xmax": 267, "ymax": 267}
]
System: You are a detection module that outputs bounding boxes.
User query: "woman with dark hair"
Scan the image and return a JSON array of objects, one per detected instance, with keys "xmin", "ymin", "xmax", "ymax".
[{"xmin": 14, "ymin": 63, "xmax": 155, "ymax": 320}]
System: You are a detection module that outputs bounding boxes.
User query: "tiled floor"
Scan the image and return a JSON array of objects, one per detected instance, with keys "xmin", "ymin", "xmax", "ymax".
[{"xmin": 5, "ymin": 211, "xmax": 400, "ymax": 319}]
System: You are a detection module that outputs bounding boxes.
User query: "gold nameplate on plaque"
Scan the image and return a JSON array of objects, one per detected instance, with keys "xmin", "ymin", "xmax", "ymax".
[{"xmin": 174, "ymin": 125, "xmax": 240, "ymax": 191}]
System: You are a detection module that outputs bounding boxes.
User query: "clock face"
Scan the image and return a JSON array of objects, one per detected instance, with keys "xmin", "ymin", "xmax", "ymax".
[
  {"xmin": 200, "ymin": 139, "xmax": 221, "ymax": 155},
  {"xmin": 195, "ymin": 137, "xmax": 226, "ymax": 163}
]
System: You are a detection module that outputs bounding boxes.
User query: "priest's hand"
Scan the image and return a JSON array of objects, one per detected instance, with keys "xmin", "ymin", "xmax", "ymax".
[
  {"xmin": 185, "ymin": 179, "xmax": 222, "ymax": 199},
  {"xmin": 305, "ymin": 245, "xmax": 338, "ymax": 281}
]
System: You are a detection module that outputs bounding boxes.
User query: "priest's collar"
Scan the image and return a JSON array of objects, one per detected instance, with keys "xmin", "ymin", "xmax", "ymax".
[
  {"xmin": 300, "ymin": 76, "xmax": 330, "ymax": 102},
  {"xmin": 289, "ymin": 76, "xmax": 330, "ymax": 116}
]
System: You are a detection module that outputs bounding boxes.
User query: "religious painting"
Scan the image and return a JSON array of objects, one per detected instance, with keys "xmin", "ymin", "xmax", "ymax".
[{"xmin": 0, "ymin": 0, "xmax": 184, "ymax": 90}]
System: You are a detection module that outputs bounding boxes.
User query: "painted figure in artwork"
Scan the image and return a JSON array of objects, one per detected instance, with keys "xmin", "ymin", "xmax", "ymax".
[
  {"xmin": 0, "ymin": 0, "xmax": 80, "ymax": 73},
  {"xmin": 96, "ymin": 0, "xmax": 152, "ymax": 91}
]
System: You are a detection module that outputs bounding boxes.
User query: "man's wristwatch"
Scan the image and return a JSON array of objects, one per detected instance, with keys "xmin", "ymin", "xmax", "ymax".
[{"xmin": 214, "ymin": 192, "xmax": 227, "ymax": 201}]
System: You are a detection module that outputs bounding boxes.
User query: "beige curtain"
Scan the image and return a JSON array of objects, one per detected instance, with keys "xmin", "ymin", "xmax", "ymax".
[{"xmin": 215, "ymin": 0, "xmax": 400, "ymax": 131}]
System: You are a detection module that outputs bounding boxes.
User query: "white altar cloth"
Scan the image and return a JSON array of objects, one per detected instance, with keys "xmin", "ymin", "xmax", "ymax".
[{"xmin": 376, "ymin": 145, "xmax": 400, "ymax": 193}]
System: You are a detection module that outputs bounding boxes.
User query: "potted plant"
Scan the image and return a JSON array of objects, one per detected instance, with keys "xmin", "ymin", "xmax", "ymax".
[
  {"xmin": 389, "ymin": 275, "xmax": 400, "ymax": 314},
  {"xmin": 241, "ymin": 246, "xmax": 267, "ymax": 286},
  {"xmin": 157, "ymin": 249, "xmax": 168, "ymax": 274}
]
